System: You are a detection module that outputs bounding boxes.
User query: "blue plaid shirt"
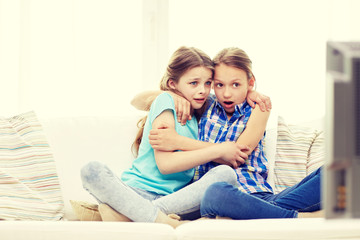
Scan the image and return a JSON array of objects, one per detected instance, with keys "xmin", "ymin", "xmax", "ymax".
[{"xmin": 195, "ymin": 94, "xmax": 273, "ymax": 194}]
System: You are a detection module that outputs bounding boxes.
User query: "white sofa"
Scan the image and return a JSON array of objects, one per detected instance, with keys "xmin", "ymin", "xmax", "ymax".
[{"xmin": 1, "ymin": 110, "xmax": 360, "ymax": 240}]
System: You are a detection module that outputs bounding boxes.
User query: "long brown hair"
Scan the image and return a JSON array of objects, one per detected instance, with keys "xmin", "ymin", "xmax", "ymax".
[
  {"xmin": 213, "ymin": 47, "xmax": 255, "ymax": 82},
  {"xmin": 132, "ymin": 46, "xmax": 214, "ymax": 157}
]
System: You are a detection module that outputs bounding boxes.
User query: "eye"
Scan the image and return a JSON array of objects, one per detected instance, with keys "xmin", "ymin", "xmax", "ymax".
[
  {"xmin": 215, "ymin": 83, "xmax": 223, "ymax": 88},
  {"xmin": 190, "ymin": 81, "xmax": 198, "ymax": 86},
  {"xmin": 233, "ymin": 83, "xmax": 240, "ymax": 87},
  {"xmin": 205, "ymin": 81, "xmax": 212, "ymax": 86}
]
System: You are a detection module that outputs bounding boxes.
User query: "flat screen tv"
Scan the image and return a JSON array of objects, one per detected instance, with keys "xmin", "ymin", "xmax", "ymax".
[{"xmin": 324, "ymin": 41, "xmax": 360, "ymax": 218}]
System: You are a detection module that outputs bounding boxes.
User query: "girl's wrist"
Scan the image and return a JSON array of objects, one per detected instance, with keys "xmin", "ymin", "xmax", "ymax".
[
  {"xmin": 176, "ymin": 135, "xmax": 188, "ymax": 151},
  {"xmin": 209, "ymin": 144, "xmax": 223, "ymax": 160}
]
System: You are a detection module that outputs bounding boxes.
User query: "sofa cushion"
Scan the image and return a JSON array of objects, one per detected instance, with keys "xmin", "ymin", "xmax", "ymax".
[
  {"xmin": 0, "ymin": 221, "xmax": 176, "ymax": 240},
  {"xmin": 273, "ymin": 116, "xmax": 324, "ymax": 193},
  {"xmin": 176, "ymin": 218, "xmax": 360, "ymax": 240},
  {"xmin": 307, "ymin": 131, "xmax": 325, "ymax": 175},
  {"xmin": 0, "ymin": 111, "xmax": 64, "ymax": 220}
]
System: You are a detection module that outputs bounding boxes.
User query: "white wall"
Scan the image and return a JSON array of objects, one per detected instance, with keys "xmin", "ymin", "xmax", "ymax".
[
  {"xmin": 168, "ymin": 0, "xmax": 359, "ymax": 123},
  {"xmin": 169, "ymin": 0, "xmax": 328, "ymax": 123},
  {"xmin": 1, "ymin": 0, "xmax": 143, "ymax": 118},
  {"xmin": 1, "ymin": 0, "xmax": 359, "ymax": 123}
]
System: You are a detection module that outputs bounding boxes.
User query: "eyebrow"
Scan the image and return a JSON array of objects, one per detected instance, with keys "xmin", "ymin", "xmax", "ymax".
[
  {"xmin": 188, "ymin": 77, "xmax": 213, "ymax": 81},
  {"xmin": 213, "ymin": 78, "xmax": 243, "ymax": 82}
]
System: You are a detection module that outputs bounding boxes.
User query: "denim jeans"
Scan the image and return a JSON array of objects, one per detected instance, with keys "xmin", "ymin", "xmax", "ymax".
[
  {"xmin": 81, "ymin": 161, "xmax": 237, "ymax": 222},
  {"xmin": 200, "ymin": 167, "xmax": 322, "ymax": 219}
]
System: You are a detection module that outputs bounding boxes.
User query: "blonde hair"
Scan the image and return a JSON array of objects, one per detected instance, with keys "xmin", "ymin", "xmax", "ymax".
[
  {"xmin": 132, "ymin": 46, "xmax": 214, "ymax": 157},
  {"xmin": 213, "ymin": 47, "xmax": 255, "ymax": 82}
]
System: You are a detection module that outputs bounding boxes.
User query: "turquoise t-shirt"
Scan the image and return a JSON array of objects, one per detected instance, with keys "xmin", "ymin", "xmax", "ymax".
[{"xmin": 121, "ymin": 92, "xmax": 198, "ymax": 195}]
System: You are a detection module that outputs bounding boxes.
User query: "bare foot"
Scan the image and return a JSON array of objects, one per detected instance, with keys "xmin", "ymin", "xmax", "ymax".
[
  {"xmin": 155, "ymin": 211, "xmax": 190, "ymax": 228},
  {"xmin": 168, "ymin": 213, "xmax": 181, "ymax": 220},
  {"xmin": 98, "ymin": 204, "xmax": 132, "ymax": 222},
  {"xmin": 298, "ymin": 210, "xmax": 324, "ymax": 218}
]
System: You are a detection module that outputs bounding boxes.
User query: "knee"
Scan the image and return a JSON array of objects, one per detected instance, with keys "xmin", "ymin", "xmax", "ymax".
[
  {"xmin": 201, "ymin": 182, "xmax": 230, "ymax": 216},
  {"xmin": 210, "ymin": 165, "xmax": 237, "ymax": 185},
  {"xmin": 81, "ymin": 161, "xmax": 105, "ymax": 185},
  {"xmin": 204, "ymin": 182, "xmax": 231, "ymax": 204}
]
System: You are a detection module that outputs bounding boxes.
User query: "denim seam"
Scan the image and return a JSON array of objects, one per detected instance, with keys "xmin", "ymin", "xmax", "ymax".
[
  {"xmin": 201, "ymin": 213, "xmax": 216, "ymax": 219},
  {"xmin": 298, "ymin": 202, "xmax": 321, "ymax": 212}
]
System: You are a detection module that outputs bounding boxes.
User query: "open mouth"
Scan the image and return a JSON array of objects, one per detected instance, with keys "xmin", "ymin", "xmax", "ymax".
[
  {"xmin": 223, "ymin": 101, "xmax": 234, "ymax": 108},
  {"xmin": 194, "ymin": 98, "xmax": 205, "ymax": 103}
]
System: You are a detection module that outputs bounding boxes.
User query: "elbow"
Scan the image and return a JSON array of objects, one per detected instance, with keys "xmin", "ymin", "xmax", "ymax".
[
  {"xmin": 158, "ymin": 166, "xmax": 172, "ymax": 175},
  {"xmin": 156, "ymin": 160, "xmax": 174, "ymax": 174},
  {"xmin": 156, "ymin": 157, "xmax": 175, "ymax": 175},
  {"xmin": 155, "ymin": 151, "xmax": 178, "ymax": 175}
]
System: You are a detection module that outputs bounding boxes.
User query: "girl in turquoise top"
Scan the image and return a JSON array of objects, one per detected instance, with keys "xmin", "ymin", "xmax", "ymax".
[{"xmin": 80, "ymin": 46, "xmax": 248, "ymax": 228}]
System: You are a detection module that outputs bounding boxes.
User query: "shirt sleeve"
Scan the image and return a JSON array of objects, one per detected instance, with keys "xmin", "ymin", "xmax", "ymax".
[{"xmin": 148, "ymin": 92, "xmax": 176, "ymax": 123}]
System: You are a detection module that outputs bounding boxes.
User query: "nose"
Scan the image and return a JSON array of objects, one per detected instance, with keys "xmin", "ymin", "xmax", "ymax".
[
  {"xmin": 224, "ymin": 86, "xmax": 231, "ymax": 98},
  {"xmin": 198, "ymin": 84, "xmax": 206, "ymax": 95}
]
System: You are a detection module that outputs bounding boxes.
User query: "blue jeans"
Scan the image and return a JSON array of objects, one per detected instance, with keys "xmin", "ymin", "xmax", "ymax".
[
  {"xmin": 81, "ymin": 161, "xmax": 237, "ymax": 222},
  {"xmin": 200, "ymin": 167, "xmax": 322, "ymax": 219}
]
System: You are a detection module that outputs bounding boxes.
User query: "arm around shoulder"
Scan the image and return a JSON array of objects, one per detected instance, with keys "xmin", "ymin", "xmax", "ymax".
[{"xmin": 131, "ymin": 90, "xmax": 162, "ymax": 111}]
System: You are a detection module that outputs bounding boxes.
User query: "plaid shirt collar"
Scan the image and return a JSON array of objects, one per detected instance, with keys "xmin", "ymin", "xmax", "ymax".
[{"xmin": 213, "ymin": 98, "xmax": 251, "ymax": 122}]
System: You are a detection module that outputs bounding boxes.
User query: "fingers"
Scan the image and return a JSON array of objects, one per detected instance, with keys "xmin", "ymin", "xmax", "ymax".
[
  {"xmin": 235, "ymin": 145, "xmax": 248, "ymax": 165},
  {"xmin": 247, "ymin": 99, "xmax": 255, "ymax": 108},
  {"xmin": 180, "ymin": 101, "xmax": 191, "ymax": 125},
  {"xmin": 237, "ymin": 155, "xmax": 246, "ymax": 164},
  {"xmin": 231, "ymin": 161, "xmax": 239, "ymax": 169},
  {"xmin": 174, "ymin": 97, "xmax": 191, "ymax": 125},
  {"xmin": 256, "ymin": 96, "xmax": 266, "ymax": 112},
  {"xmin": 149, "ymin": 129, "xmax": 158, "ymax": 135},
  {"xmin": 148, "ymin": 134, "xmax": 158, "ymax": 141},
  {"xmin": 239, "ymin": 150, "xmax": 248, "ymax": 160},
  {"xmin": 259, "ymin": 94, "xmax": 272, "ymax": 111},
  {"xmin": 237, "ymin": 159, "xmax": 245, "ymax": 165},
  {"xmin": 229, "ymin": 153, "xmax": 247, "ymax": 169},
  {"xmin": 264, "ymin": 97, "xmax": 272, "ymax": 111},
  {"xmin": 237, "ymin": 144, "xmax": 250, "ymax": 152},
  {"xmin": 149, "ymin": 139, "xmax": 158, "ymax": 149},
  {"xmin": 246, "ymin": 90, "xmax": 272, "ymax": 112},
  {"xmin": 176, "ymin": 98, "xmax": 184, "ymax": 124}
]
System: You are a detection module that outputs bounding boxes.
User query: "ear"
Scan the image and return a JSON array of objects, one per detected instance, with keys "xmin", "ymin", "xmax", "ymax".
[
  {"xmin": 248, "ymin": 76, "xmax": 255, "ymax": 90},
  {"xmin": 167, "ymin": 79, "xmax": 177, "ymax": 90}
]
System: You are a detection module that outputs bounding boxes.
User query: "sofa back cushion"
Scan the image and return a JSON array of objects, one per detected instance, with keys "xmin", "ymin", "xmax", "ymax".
[
  {"xmin": 41, "ymin": 112, "xmax": 144, "ymax": 220},
  {"xmin": 0, "ymin": 111, "xmax": 64, "ymax": 220}
]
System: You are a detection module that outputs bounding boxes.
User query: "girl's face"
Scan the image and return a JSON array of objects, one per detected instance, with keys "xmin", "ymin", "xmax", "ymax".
[
  {"xmin": 213, "ymin": 63, "xmax": 254, "ymax": 116},
  {"xmin": 169, "ymin": 66, "xmax": 212, "ymax": 110}
]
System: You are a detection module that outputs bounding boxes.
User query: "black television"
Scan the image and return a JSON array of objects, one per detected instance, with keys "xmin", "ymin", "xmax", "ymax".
[{"xmin": 324, "ymin": 41, "xmax": 360, "ymax": 218}]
